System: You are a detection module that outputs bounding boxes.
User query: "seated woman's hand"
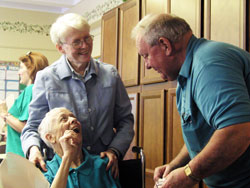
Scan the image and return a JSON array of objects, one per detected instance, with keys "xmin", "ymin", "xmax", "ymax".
[{"xmin": 59, "ymin": 130, "xmax": 81, "ymax": 158}]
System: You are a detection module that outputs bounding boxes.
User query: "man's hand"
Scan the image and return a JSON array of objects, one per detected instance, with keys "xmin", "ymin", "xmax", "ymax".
[
  {"xmin": 154, "ymin": 163, "xmax": 174, "ymax": 182},
  {"xmin": 100, "ymin": 150, "xmax": 119, "ymax": 179},
  {"xmin": 154, "ymin": 167, "xmax": 197, "ymax": 188},
  {"xmin": 29, "ymin": 146, "xmax": 47, "ymax": 172}
]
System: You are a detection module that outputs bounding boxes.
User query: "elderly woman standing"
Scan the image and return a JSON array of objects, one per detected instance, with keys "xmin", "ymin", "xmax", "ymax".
[
  {"xmin": 21, "ymin": 13, "xmax": 134, "ymax": 177},
  {"xmin": 0, "ymin": 52, "xmax": 48, "ymax": 157}
]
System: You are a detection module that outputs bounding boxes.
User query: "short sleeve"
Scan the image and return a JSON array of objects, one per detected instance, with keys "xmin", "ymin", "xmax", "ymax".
[{"xmin": 194, "ymin": 59, "xmax": 250, "ymax": 129}]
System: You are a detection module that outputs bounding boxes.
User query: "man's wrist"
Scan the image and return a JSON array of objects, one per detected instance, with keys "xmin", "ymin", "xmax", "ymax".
[{"xmin": 184, "ymin": 164, "xmax": 201, "ymax": 182}]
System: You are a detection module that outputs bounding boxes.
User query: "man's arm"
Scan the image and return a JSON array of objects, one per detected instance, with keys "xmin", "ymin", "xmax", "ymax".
[
  {"xmin": 159, "ymin": 122, "xmax": 250, "ymax": 188},
  {"xmin": 189, "ymin": 122, "xmax": 250, "ymax": 179}
]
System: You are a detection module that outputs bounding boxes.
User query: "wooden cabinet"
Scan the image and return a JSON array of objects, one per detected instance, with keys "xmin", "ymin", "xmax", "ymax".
[
  {"xmin": 170, "ymin": 0, "xmax": 202, "ymax": 37},
  {"xmin": 123, "ymin": 93, "xmax": 139, "ymax": 160},
  {"xmin": 101, "ymin": 0, "xmax": 140, "ymax": 86},
  {"xmin": 141, "ymin": 0, "xmax": 169, "ymax": 16},
  {"xmin": 204, "ymin": 0, "xmax": 246, "ymax": 49},
  {"xmin": 101, "ymin": 8, "xmax": 119, "ymax": 67},
  {"xmin": 140, "ymin": 0, "xmax": 168, "ymax": 85},
  {"xmin": 139, "ymin": 90, "xmax": 165, "ymax": 188},
  {"xmin": 118, "ymin": 0, "xmax": 140, "ymax": 86},
  {"xmin": 166, "ymin": 88, "xmax": 183, "ymax": 163}
]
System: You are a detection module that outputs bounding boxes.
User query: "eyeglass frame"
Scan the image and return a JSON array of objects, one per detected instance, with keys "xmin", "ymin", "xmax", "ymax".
[{"xmin": 61, "ymin": 35, "xmax": 94, "ymax": 49}]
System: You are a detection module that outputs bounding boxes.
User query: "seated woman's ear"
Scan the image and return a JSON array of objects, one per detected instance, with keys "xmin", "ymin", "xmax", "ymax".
[{"xmin": 45, "ymin": 134, "xmax": 56, "ymax": 144}]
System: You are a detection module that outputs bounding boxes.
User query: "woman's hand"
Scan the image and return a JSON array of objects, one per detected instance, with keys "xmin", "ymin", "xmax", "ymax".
[
  {"xmin": 59, "ymin": 130, "xmax": 80, "ymax": 158},
  {"xmin": 29, "ymin": 146, "xmax": 47, "ymax": 172},
  {"xmin": 100, "ymin": 150, "xmax": 119, "ymax": 179},
  {"xmin": 0, "ymin": 100, "xmax": 8, "ymax": 114}
]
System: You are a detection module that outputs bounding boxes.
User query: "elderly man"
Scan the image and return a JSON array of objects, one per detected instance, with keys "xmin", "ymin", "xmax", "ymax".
[
  {"xmin": 38, "ymin": 107, "xmax": 121, "ymax": 188},
  {"xmin": 21, "ymin": 13, "xmax": 134, "ymax": 178},
  {"xmin": 132, "ymin": 14, "xmax": 250, "ymax": 188}
]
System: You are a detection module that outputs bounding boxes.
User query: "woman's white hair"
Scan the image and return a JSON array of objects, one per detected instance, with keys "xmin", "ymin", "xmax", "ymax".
[
  {"xmin": 38, "ymin": 107, "xmax": 68, "ymax": 149},
  {"xmin": 50, "ymin": 13, "xmax": 90, "ymax": 45}
]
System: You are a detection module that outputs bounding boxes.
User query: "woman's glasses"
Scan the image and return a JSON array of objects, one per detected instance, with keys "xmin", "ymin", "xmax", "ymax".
[{"xmin": 62, "ymin": 35, "xmax": 94, "ymax": 49}]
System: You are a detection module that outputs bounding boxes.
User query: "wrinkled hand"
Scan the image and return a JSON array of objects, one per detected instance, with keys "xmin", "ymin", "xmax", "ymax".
[
  {"xmin": 29, "ymin": 146, "xmax": 47, "ymax": 172},
  {"xmin": 154, "ymin": 167, "xmax": 197, "ymax": 188},
  {"xmin": 0, "ymin": 100, "xmax": 8, "ymax": 114},
  {"xmin": 100, "ymin": 150, "xmax": 119, "ymax": 179},
  {"xmin": 154, "ymin": 164, "xmax": 172, "ymax": 182},
  {"xmin": 59, "ymin": 130, "xmax": 80, "ymax": 158}
]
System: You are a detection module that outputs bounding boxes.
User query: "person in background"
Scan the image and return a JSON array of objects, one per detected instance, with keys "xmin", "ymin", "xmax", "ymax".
[
  {"xmin": 131, "ymin": 13, "xmax": 250, "ymax": 188},
  {"xmin": 0, "ymin": 52, "xmax": 48, "ymax": 157},
  {"xmin": 21, "ymin": 13, "xmax": 134, "ymax": 178},
  {"xmin": 39, "ymin": 107, "xmax": 121, "ymax": 188}
]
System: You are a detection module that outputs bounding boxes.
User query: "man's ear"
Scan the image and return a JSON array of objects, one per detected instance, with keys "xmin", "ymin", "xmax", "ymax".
[
  {"xmin": 158, "ymin": 37, "xmax": 172, "ymax": 56},
  {"xmin": 56, "ymin": 43, "xmax": 66, "ymax": 54},
  {"xmin": 45, "ymin": 133, "xmax": 56, "ymax": 144}
]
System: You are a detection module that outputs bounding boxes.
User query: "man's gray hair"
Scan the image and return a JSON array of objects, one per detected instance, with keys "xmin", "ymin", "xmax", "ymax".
[
  {"xmin": 131, "ymin": 13, "xmax": 191, "ymax": 46},
  {"xmin": 50, "ymin": 13, "xmax": 90, "ymax": 45}
]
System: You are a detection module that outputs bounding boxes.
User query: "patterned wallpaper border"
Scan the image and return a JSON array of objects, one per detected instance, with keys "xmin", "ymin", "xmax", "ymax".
[
  {"xmin": 0, "ymin": 21, "xmax": 50, "ymax": 36},
  {"xmin": 83, "ymin": 0, "xmax": 124, "ymax": 23},
  {"xmin": 0, "ymin": 0, "xmax": 127, "ymax": 35}
]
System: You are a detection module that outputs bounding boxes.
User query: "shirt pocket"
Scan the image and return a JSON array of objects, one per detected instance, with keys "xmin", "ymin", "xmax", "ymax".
[
  {"xmin": 96, "ymin": 86, "xmax": 115, "ymax": 112},
  {"xmin": 47, "ymin": 91, "xmax": 74, "ymax": 112},
  {"xmin": 100, "ymin": 130, "xmax": 115, "ymax": 146},
  {"xmin": 181, "ymin": 111, "xmax": 202, "ymax": 155}
]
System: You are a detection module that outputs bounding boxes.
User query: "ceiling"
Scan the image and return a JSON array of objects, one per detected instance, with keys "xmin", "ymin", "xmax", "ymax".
[{"xmin": 0, "ymin": 0, "xmax": 100, "ymax": 14}]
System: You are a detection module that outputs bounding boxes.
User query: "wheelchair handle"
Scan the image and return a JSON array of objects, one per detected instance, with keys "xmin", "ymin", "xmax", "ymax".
[
  {"xmin": 132, "ymin": 146, "xmax": 145, "ymax": 188},
  {"xmin": 132, "ymin": 146, "xmax": 143, "ymax": 153}
]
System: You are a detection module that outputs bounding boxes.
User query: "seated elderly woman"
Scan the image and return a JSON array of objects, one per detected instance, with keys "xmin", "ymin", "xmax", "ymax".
[{"xmin": 38, "ymin": 107, "xmax": 121, "ymax": 188}]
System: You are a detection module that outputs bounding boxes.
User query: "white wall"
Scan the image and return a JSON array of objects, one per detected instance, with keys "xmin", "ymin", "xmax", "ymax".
[{"xmin": 0, "ymin": 7, "xmax": 61, "ymax": 64}]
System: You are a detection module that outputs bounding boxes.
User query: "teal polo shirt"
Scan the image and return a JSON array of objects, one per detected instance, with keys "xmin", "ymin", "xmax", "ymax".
[
  {"xmin": 43, "ymin": 149, "xmax": 121, "ymax": 188},
  {"xmin": 176, "ymin": 35, "xmax": 250, "ymax": 187}
]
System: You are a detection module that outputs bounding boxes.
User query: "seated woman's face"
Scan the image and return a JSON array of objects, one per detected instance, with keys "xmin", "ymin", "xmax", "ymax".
[
  {"xmin": 52, "ymin": 108, "xmax": 82, "ymax": 144},
  {"xmin": 18, "ymin": 62, "xmax": 32, "ymax": 85}
]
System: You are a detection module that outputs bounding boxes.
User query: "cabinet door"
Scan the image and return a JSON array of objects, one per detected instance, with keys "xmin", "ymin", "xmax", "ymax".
[
  {"xmin": 166, "ymin": 88, "xmax": 183, "ymax": 163},
  {"xmin": 204, "ymin": 0, "xmax": 246, "ymax": 49},
  {"xmin": 140, "ymin": 0, "xmax": 170, "ymax": 85},
  {"xmin": 101, "ymin": 8, "xmax": 119, "ymax": 68},
  {"xmin": 170, "ymin": 0, "xmax": 202, "ymax": 37},
  {"xmin": 123, "ymin": 93, "xmax": 138, "ymax": 160},
  {"xmin": 139, "ymin": 90, "xmax": 165, "ymax": 188},
  {"xmin": 141, "ymin": 0, "xmax": 169, "ymax": 16},
  {"xmin": 119, "ymin": 0, "xmax": 140, "ymax": 86}
]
